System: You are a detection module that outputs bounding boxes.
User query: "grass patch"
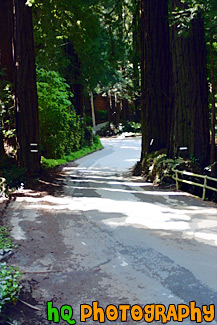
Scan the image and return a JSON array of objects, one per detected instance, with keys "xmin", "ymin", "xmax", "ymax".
[{"xmin": 41, "ymin": 135, "xmax": 103, "ymax": 169}]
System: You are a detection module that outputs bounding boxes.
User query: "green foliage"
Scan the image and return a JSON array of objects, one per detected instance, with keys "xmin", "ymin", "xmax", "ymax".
[
  {"xmin": 140, "ymin": 151, "xmax": 184, "ymax": 185},
  {"xmin": 0, "ymin": 157, "xmax": 27, "ymax": 189},
  {"xmin": 0, "ymin": 227, "xmax": 14, "ymax": 250},
  {"xmin": 32, "ymin": 0, "xmax": 136, "ymax": 98},
  {"xmin": 41, "ymin": 135, "xmax": 102, "ymax": 169},
  {"xmin": 33, "ymin": 0, "xmax": 120, "ymax": 91},
  {"xmin": 97, "ymin": 121, "xmax": 141, "ymax": 136},
  {"xmin": 0, "ymin": 263, "xmax": 22, "ymax": 312},
  {"xmin": 84, "ymin": 114, "xmax": 93, "ymax": 126},
  {"xmin": 122, "ymin": 121, "xmax": 141, "ymax": 133},
  {"xmin": 97, "ymin": 122, "xmax": 122, "ymax": 136},
  {"xmin": 171, "ymin": 0, "xmax": 217, "ymax": 36},
  {"xmin": 189, "ymin": 153, "xmax": 200, "ymax": 164},
  {"xmin": 84, "ymin": 126, "xmax": 94, "ymax": 146},
  {"xmin": 0, "ymin": 228, "xmax": 21, "ymax": 313},
  {"xmin": 0, "ymin": 82, "xmax": 16, "ymax": 154},
  {"xmin": 37, "ymin": 68, "xmax": 83, "ymax": 158},
  {"xmin": 95, "ymin": 110, "xmax": 108, "ymax": 122}
]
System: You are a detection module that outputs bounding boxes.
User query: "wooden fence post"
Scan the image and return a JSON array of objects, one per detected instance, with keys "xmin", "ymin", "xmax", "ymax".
[
  {"xmin": 202, "ymin": 176, "xmax": 207, "ymax": 200},
  {"xmin": 175, "ymin": 171, "xmax": 179, "ymax": 190}
]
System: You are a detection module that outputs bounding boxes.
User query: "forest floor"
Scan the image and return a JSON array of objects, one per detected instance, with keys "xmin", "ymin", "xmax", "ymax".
[{"xmin": 0, "ymin": 136, "xmax": 217, "ymax": 325}]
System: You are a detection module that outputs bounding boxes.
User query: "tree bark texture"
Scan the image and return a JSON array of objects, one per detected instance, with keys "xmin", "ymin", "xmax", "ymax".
[
  {"xmin": 210, "ymin": 30, "xmax": 216, "ymax": 166},
  {"xmin": 14, "ymin": 0, "xmax": 40, "ymax": 172},
  {"xmin": 65, "ymin": 42, "xmax": 84, "ymax": 117},
  {"xmin": 140, "ymin": 0, "xmax": 170, "ymax": 159},
  {"xmin": 0, "ymin": 0, "xmax": 14, "ymax": 83},
  {"xmin": 132, "ymin": 0, "xmax": 141, "ymax": 121},
  {"xmin": 169, "ymin": 0, "xmax": 209, "ymax": 167},
  {"xmin": 0, "ymin": 0, "xmax": 14, "ymax": 158}
]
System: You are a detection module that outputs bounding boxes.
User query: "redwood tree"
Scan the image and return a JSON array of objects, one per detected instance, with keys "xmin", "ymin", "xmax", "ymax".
[
  {"xmin": 0, "ymin": 0, "xmax": 14, "ymax": 159},
  {"xmin": 132, "ymin": 0, "xmax": 141, "ymax": 121},
  {"xmin": 14, "ymin": 0, "xmax": 40, "ymax": 172},
  {"xmin": 210, "ymin": 29, "xmax": 216, "ymax": 173},
  {"xmin": 0, "ymin": 0, "xmax": 40, "ymax": 172},
  {"xmin": 140, "ymin": 0, "xmax": 170, "ymax": 159},
  {"xmin": 168, "ymin": 0, "xmax": 210, "ymax": 167}
]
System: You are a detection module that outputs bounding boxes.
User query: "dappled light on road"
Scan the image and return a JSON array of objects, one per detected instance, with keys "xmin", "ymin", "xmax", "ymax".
[
  {"xmin": 6, "ymin": 137, "xmax": 217, "ymax": 322},
  {"xmin": 11, "ymin": 167, "xmax": 217, "ymax": 247}
]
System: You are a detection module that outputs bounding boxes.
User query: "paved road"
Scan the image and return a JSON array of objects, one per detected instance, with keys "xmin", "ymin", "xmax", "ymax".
[{"xmin": 5, "ymin": 137, "xmax": 217, "ymax": 324}]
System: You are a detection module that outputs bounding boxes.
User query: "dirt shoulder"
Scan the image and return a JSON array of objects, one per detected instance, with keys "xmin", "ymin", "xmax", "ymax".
[{"xmin": 0, "ymin": 164, "xmax": 75, "ymax": 324}]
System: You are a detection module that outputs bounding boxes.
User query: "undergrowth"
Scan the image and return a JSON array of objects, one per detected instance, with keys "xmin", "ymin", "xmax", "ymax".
[
  {"xmin": 133, "ymin": 151, "xmax": 217, "ymax": 202},
  {"xmin": 0, "ymin": 227, "xmax": 14, "ymax": 250},
  {"xmin": 134, "ymin": 150, "xmax": 184, "ymax": 186},
  {"xmin": 41, "ymin": 135, "xmax": 103, "ymax": 169},
  {"xmin": 0, "ymin": 157, "xmax": 26, "ymax": 190},
  {"xmin": 97, "ymin": 121, "xmax": 141, "ymax": 137},
  {"xmin": 0, "ymin": 228, "xmax": 22, "ymax": 316}
]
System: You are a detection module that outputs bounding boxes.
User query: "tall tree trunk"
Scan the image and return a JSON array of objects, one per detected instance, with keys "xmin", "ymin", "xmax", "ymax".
[
  {"xmin": 0, "ymin": 0, "xmax": 14, "ymax": 159},
  {"xmin": 132, "ymin": 0, "xmax": 140, "ymax": 122},
  {"xmin": 108, "ymin": 92, "xmax": 118, "ymax": 126},
  {"xmin": 107, "ymin": 93, "xmax": 112, "ymax": 125},
  {"xmin": 0, "ymin": 0, "xmax": 14, "ymax": 83},
  {"xmin": 65, "ymin": 42, "xmax": 84, "ymax": 117},
  {"xmin": 121, "ymin": 99, "xmax": 129, "ymax": 122},
  {"xmin": 168, "ymin": 0, "xmax": 209, "ymax": 167},
  {"xmin": 140, "ymin": 0, "xmax": 145, "ymax": 160},
  {"xmin": 72, "ymin": 83, "xmax": 84, "ymax": 117},
  {"xmin": 14, "ymin": 0, "xmax": 40, "ymax": 173},
  {"xmin": 140, "ymin": 0, "xmax": 170, "ymax": 159},
  {"xmin": 210, "ymin": 29, "xmax": 216, "ymax": 175},
  {"xmin": 114, "ymin": 93, "xmax": 120, "ymax": 125},
  {"xmin": 90, "ymin": 92, "xmax": 96, "ymax": 130}
]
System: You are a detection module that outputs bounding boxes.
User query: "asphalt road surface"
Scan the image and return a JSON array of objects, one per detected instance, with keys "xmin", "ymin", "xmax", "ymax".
[{"xmin": 4, "ymin": 136, "xmax": 217, "ymax": 324}]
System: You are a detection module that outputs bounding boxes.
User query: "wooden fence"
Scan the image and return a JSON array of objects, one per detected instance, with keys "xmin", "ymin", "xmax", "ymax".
[{"xmin": 172, "ymin": 168, "xmax": 217, "ymax": 200}]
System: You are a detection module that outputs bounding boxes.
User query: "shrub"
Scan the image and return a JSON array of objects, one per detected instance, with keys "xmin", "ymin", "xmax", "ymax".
[
  {"xmin": 122, "ymin": 121, "xmax": 141, "ymax": 133},
  {"xmin": 41, "ymin": 134, "xmax": 103, "ymax": 169},
  {"xmin": 0, "ymin": 263, "xmax": 22, "ymax": 312},
  {"xmin": 139, "ymin": 150, "xmax": 184, "ymax": 185},
  {"xmin": 84, "ymin": 126, "xmax": 94, "ymax": 146},
  {"xmin": 0, "ymin": 227, "xmax": 14, "ymax": 250},
  {"xmin": 95, "ymin": 110, "xmax": 107, "ymax": 122},
  {"xmin": 37, "ymin": 68, "xmax": 82, "ymax": 158},
  {"xmin": 0, "ymin": 227, "xmax": 21, "ymax": 313},
  {"xmin": 97, "ymin": 122, "xmax": 122, "ymax": 136},
  {"xmin": 0, "ymin": 156, "xmax": 26, "ymax": 190}
]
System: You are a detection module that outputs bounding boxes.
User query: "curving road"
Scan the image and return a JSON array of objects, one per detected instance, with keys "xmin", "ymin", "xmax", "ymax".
[{"xmin": 5, "ymin": 136, "xmax": 217, "ymax": 324}]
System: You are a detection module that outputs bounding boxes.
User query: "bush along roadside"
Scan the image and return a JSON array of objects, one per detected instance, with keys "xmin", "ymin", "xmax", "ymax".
[
  {"xmin": 0, "ymin": 132, "xmax": 102, "ymax": 193},
  {"xmin": 97, "ymin": 121, "xmax": 141, "ymax": 137},
  {"xmin": 133, "ymin": 150, "xmax": 204, "ymax": 186},
  {"xmin": 133, "ymin": 151, "xmax": 217, "ymax": 202},
  {"xmin": 0, "ymin": 226, "xmax": 22, "ymax": 320},
  {"xmin": 132, "ymin": 150, "xmax": 183, "ymax": 185},
  {"xmin": 0, "ymin": 156, "xmax": 27, "ymax": 196},
  {"xmin": 41, "ymin": 134, "xmax": 103, "ymax": 169}
]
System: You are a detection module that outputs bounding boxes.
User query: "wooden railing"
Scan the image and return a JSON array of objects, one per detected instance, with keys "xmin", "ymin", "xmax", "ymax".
[
  {"xmin": 0, "ymin": 177, "xmax": 6, "ymax": 196},
  {"xmin": 172, "ymin": 168, "xmax": 217, "ymax": 200}
]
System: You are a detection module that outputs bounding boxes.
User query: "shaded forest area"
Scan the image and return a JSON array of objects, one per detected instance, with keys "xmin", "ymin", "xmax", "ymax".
[{"xmin": 0, "ymin": 0, "xmax": 217, "ymax": 182}]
